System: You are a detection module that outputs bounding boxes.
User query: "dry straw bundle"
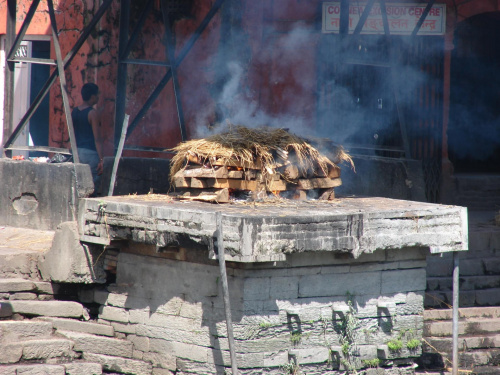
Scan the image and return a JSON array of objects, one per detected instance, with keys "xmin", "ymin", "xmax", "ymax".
[{"xmin": 169, "ymin": 125, "xmax": 353, "ymax": 182}]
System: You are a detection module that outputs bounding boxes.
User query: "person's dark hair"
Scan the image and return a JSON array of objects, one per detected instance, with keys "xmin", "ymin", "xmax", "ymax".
[{"xmin": 81, "ymin": 83, "xmax": 99, "ymax": 101}]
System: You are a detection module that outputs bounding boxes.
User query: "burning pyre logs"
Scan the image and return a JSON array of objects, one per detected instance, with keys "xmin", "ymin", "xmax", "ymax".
[{"xmin": 168, "ymin": 125, "xmax": 353, "ymax": 203}]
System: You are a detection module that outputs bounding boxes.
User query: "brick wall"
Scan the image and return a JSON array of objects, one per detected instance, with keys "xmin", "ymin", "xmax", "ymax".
[{"xmin": 89, "ymin": 247, "xmax": 429, "ymax": 374}]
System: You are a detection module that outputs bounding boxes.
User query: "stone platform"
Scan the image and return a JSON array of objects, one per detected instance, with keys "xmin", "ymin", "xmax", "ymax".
[
  {"xmin": 79, "ymin": 195, "xmax": 468, "ymax": 262},
  {"xmin": 75, "ymin": 196, "xmax": 470, "ymax": 373}
]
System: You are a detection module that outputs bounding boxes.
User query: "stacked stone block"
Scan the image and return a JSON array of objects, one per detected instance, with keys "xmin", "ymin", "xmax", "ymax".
[
  {"xmin": 426, "ymin": 221, "xmax": 500, "ymax": 308},
  {"xmin": 89, "ymin": 247, "xmax": 429, "ymax": 374}
]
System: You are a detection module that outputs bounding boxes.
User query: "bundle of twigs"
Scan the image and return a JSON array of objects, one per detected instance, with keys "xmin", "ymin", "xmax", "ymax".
[{"xmin": 169, "ymin": 124, "xmax": 353, "ymax": 182}]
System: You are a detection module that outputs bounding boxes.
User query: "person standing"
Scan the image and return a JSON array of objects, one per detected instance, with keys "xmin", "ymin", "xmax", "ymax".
[{"xmin": 71, "ymin": 83, "xmax": 104, "ymax": 194}]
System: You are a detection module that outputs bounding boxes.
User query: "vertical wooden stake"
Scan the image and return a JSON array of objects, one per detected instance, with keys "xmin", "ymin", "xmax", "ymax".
[{"xmin": 108, "ymin": 114, "xmax": 130, "ymax": 196}]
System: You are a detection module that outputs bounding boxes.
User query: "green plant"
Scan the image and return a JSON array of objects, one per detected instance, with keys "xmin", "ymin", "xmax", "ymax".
[
  {"xmin": 387, "ymin": 338, "xmax": 403, "ymax": 352},
  {"xmin": 290, "ymin": 332, "xmax": 302, "ymax": 345},
  {"xmin": 259, "ymin": 321, "xmax": 273, "ymax": 329},
  {"xmin": 97, "ymin": 201, "xmax": 107, "ymax": 216},
  {"xmin": 407, "ymin": 338, "xmax": 421, "ymax": 350},
  {"xmin": 335, "ymin": 300, "xmax": 359, "ymax": 374},
  {"xmin": 279, "ymin": 360, "xmax": 301, "ymax": 375},
  {"xmin": 362, "ymin": 358, "xmax": 380, "ymax": 368},
  {"xmin": 341, "ymin": 341, "xmax": 350, "ymax": 356}
]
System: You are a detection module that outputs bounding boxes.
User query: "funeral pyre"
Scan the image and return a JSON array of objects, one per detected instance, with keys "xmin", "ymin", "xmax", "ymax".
[{"xmin": 168, "ymin": 125, "xmax": 353, "ymax": 203}]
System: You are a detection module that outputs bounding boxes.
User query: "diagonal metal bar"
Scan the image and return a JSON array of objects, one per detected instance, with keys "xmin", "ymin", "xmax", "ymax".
[
  {"xmin": 379, "ymin": 0, "xmax": 412, "ymax": 160},
  {"xmin": 353, "ymin": 0, "xmax": 376, "ymax": 35},
  {"xmin": 114, "ymin": 0, "xmax": 130, "ymax": 147},
  {"xmin": 161, "ymin": 0, "xmax": 187, "ymax": 141},
  {"xmin": 174, "ymin": 0, "xmax": 225, "ymax": 66},
  {"xmin": 7, "ymin": 57, "xmax": 56, "ymax": 65},
  {"xmin": 3, "ymin": 0, "xmax": 113, "ymax": 150},
  {"xmin": 411, "ymin": 0, "xmax": 436, "ymax": 37},
  {"xmin": 47, "ymin": 0, "xmax": 79, "ymax": 163},
  {"xmin": 379, "ymin": 0, "xmax": 390, "ymax": 36},
  {"xmin": 121, "ymin": 0, "xmax": 155, "ymax": 60},
  {"xmin": 126, "ymin": 0, "xmax": 226, "ymax": 140},
  {"xmin": 6, "ymin": 0, "xmax": 41, "ymax": 60}
]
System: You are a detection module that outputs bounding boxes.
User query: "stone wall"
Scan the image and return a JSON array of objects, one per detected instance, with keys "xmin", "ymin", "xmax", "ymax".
[
  {"xmin": 88, "ymin": 246, "xmax": 428, "ymax": 375},
  {"xmin": 0, "ymin": 159, "xmax": 93, "ymax": 230}
]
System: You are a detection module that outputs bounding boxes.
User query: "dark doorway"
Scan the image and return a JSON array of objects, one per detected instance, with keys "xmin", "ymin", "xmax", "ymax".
[
  {"xmin": 29, "ymin": 40, "xmax": 50, "ymax": 156},
  {"xmin": 448, "ymin": 12, "xmax": 500, "ymax": 173}
]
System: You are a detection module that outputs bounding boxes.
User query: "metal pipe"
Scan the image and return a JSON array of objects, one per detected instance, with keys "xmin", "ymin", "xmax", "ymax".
[
  {"xmin": 452, "ymin": 251, "xmax": 459, "ymax": 375},
  {"xmin": 216, "ymin": 212, "xmax": 239, "ymax": 375}
]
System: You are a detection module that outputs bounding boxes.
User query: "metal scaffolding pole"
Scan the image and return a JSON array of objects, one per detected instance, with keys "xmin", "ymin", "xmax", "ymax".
[
  {"xmin": 452, "ymin": 252, "xmax": 460, "ymax": 375},
  {"xmin": 2, "ymin": 0, "xmax": 16, "ymax": 157},
  {"xmin": 216, "ymin": 212, "xmax": 239, "ymax": 375}
]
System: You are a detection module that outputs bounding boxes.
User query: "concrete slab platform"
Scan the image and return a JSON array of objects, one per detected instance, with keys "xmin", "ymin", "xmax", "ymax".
[{"xmin": 79, "ymin": 195, "xmax": 468, "ymax": 262}]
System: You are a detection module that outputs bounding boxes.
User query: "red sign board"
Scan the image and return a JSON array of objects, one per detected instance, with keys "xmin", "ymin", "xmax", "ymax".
[{"xmin": 322, "ymin": 2, "xmax": 446, "ymax": 35}]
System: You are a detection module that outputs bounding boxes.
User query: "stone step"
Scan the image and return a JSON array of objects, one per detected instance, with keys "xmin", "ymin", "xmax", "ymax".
[
  {"xmin": 427, "ymin": 275, "xmax": 500, "ymax": 291},
  {"xmin": 9, "ymin": 300, "xmax": 85, "ymax": 318},
  {"xmin": 459, "ymin": 348, "xmax": 500, "ymax": 369},
  {"xmin": 37, "ymin": 317, "xmax": 114, "ymax": 337},
  {"xmin": 0, "ymin": 226, "xmax": 54, "ymax": 280},
  {"xmin": 58, "ymin": 330, "xmax": 134, "ymax": 358},
  {"xmin": 424, "ymin": 307, "xmax": 500, "ymax": 321},
  {"xmin": 0, "ymin": 364, "xmax": 66, "ymax": 375},
  {"xmin": 0, "ymin": 362, "xmax": 103, "ymax": 375},
  {"xmin": 0, "ymin": 320, "xmax": 53, "ymax": 342},
  {"xmin": 424, "ymin": 318, "xmax": 500, "ymax": 337},
  {"xmin": 82, "ymin": 352, "xmax": 153, "ymax": 375},
  {"xmin": 425, "ymin": 288, "xmax": 500, "ymax": 308},
  {"xmin": 424, "ymin": 333, "xmax": 500, "ymax": 354},
  {"xmin": 0, "ymin": 338, "xmax": 75, "ymax": 364},
  {"xmin": 416, "ymin": 367, "xmax": 500, "ymax": 375},
  {"xmin": 0, "ymin": 278, "xmax": 36, "ymax": 293},
  {"xmin": 426, "ymin": 254, "xmax": 500, "ymax": 278}
]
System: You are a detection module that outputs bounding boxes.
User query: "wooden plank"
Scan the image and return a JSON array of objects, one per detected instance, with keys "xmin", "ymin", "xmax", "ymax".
[
  {"xmin": 227, "ymin": 170, "xmax": 244, "ymax": 179},
  {"xmin": 280, "ymin": 164, "xmax": 299, "ymax": 180},
  {"xmin": 296, "ymin": 177, "xmax": 342, "ymax": 190},
  {"xmin": 175, "ymin": 177, "xmax": 288, "ymax": 191},
  {"xmin": 173, "ymin": 177, "xmax": 190, "ymax": 188},
  {"xmin": 316, "ymin": 165, "xmax": 341, "ymax": 179},
  {"xmin": 195, "ymin": 178, "xmax": 288, "ymax": 191},
  {"xmin": 176, "ymin": 166, "xmax": 229, "ymax": 179},
  {"xmin": 243, "ymin": 169, "xmax": 257, "ymax": 180},
  {"xmin": 319, "ymin": 188, "xmax": 335, "ymax": 200},
  {"xmin": 191, "ymin": 178, "xmax": 208, "ymax": 189},
  {"xmin": 213, "ymin": 158, "xmax": 263, "ymax": 170},
  {"xmin": 170, "ymin": 188, "xmax": 229, "ymax": 203}
]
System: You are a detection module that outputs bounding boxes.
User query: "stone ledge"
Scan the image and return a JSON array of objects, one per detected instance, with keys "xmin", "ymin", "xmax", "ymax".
[{"xmin": 79, "ymin": 196, "xmax": 468, "ymax": 262}]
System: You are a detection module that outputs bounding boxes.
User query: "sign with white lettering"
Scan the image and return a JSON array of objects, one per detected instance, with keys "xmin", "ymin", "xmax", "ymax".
[{"xmin": 322, "ymin": 2, "xmax": 446, "ymax": 35}]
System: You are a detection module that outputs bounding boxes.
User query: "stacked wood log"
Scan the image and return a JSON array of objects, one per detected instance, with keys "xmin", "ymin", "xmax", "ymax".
[{"xmin": 168, "ymin": 125, "xmax": 352, "ymax": 203}]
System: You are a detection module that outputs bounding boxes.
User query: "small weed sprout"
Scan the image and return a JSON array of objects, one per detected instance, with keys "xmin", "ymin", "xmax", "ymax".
[
  {"xmin": 362, "ymin": 358, "xmax": 380, "ymax": 368},
  {"xmin": 279, "ymin": 360, "xmax": 301, "ymax": 375},
  {"xmin": 259, "ymin": 321, "xmax": 273, "ymax": 329},
  {"xmin": 387, "ymin": 338, "xmax": 404, "ymax": 352},
  {"xmin": 407, "ymin": 338, "xmax": 421, "ymax": 350},
  {"xmin": 290, "ymin": 332, "xmax": 302, "ymax": 345},
  {"xmin": 335, "ymin": 299, "xmax": 359, "ymax": 374}
]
